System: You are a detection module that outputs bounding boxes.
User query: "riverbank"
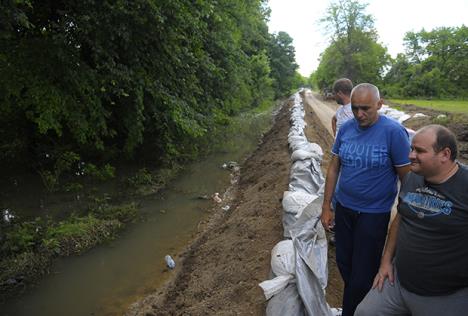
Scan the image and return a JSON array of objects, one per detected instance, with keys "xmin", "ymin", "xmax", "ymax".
[
  {"xmin": 126, "ymin": 98, "xmax": 290, "ymax": 315},
  {"xmin": 126, "ymin": 93, "xmax": 344, "ymax": 315}
]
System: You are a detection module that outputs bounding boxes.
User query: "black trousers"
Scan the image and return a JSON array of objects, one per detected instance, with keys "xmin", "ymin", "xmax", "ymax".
[{"xmin": 334, "ymin": 202, "xmax": 390, "ymax": 316}]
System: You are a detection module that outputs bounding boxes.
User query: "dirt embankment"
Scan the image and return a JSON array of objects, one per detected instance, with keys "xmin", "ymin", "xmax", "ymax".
[
  {"xmin": 127, "ymin": 100, "xmax": 291, "ymax": 315},
  {"xmin": 126, "ymin": 91, "xmax": 467, "ymax": 316},
  {"xmin": 127, "ymin": 94, "xmax": 343, "ymax": 315}
]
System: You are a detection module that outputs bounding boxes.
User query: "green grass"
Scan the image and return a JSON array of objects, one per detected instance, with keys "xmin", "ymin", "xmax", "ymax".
[{"xmin": 389, "ymin": 99, "xmax": 468, "ymax": 113}]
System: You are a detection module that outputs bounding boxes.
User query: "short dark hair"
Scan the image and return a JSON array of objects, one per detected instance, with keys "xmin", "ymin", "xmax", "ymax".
[
  {"xmin": 420, "ymin": 125, "xmax": 458, "ymax": 161},
  {"xmin": 332, "ymin": 78, "xmax": 353, "ymax": 95}
]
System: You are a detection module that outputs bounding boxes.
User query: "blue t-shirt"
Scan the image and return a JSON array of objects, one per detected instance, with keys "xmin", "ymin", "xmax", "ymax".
[{"xmin": 331, "ymin": 116, "xmax": 410, "ymax": 213}]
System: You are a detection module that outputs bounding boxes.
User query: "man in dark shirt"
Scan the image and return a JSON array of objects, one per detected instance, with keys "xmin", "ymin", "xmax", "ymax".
[{"xmin": 355, "ymin": 124, "xmax": 468, "ymax": 316}]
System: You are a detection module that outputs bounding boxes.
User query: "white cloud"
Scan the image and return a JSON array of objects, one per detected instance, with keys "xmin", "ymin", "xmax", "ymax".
[{"xmin": 267, "ymin": 0, "xmax": 468, "ymax": 76}]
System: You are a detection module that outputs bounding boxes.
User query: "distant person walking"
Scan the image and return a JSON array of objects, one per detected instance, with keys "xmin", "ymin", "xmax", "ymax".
[
  {"xmin": 320, "ymin": 83, "xmax": 411, "ymax": 316},
  {"xmin": 355, "ymin": 125, "xmax": 468, "ymax": 316},
  {"xmin": 331, "ymin": 78, "xmax": 354, "ymax": 137}
]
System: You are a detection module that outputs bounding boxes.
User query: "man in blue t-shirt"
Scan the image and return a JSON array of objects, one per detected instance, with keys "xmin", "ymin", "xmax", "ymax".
[{"xmin": 320, "ymin": 83, "xmax": 411, "ymax": 316}]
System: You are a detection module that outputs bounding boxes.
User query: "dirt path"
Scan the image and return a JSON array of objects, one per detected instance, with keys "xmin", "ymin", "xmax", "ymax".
[{"xmin": 303, "ymin": 90, "xmax": 338, "ymax": 136}]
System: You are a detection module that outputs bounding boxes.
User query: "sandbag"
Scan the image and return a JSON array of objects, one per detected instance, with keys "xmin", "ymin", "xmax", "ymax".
[
  {"xmin": 282, "ymin": 191, "xmax": 317, "ymax": 214},
  {"xmin": 259, "ymin": 239, "xmax": 295, "ymax": 299},
  {"xmin": 289, "ymin": 159, "xmax": 325, "ymax": 195}
]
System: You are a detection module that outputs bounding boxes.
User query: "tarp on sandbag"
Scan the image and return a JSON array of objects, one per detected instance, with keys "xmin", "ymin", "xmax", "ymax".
[
  {"xmin": 282, "ymin": 191, "xmax": 318, "ymax": 238},
  {"xmin": 289, "ymin": 159, "xmax": 324, "ymax": 195},
  {"xmin": 260, "ymin": 197, "xmax": 333, "ymax": 316},
  {"xmin": 291, "ymin": 146, "xmax": 323, "ymax": 162},
  {"xmin": 282, "ymin": 191, "xmax": 318, "ymax": 215},
  {"xmin": 290, "ymin": 197, "xmax": 333, "ymax": 316}
]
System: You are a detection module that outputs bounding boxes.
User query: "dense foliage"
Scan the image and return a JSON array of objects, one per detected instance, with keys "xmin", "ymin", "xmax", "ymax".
[
  {"xmin": 383, "ymin": 26, "xmax": 468, "ymax": 98},
  {"xmin": 267, "ymin": 31, "xmax": 299, "ymax": 97},
  {"xmin": 313, "ymin": 0, "xmax": 389, "ymax": 90},
  {"xmin": 312, "ymin": 0, "xmax": 467, "ymax": 100},
  {"xmin": 0, "ymin": 0, "xmax": 298, "ymax": 177}
]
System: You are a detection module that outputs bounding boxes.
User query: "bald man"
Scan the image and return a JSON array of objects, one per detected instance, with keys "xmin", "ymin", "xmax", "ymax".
[
  {"xmin": 320, "ymin": 83, "xmax": 411, "ymax": 316},
  {"xmin": 355, "ymin": 125, "xmax": 468, "ymax": 316}
]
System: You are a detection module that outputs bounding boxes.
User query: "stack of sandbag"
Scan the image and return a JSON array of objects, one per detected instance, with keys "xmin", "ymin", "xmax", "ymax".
[
  {"xmin": 259, "ymin": 197, "xmax": 333, "ymax": 316},
  {"xmin": 259, "ymin": 90, "xmax": 333, "ymax": 316},
  {"xmin": 283, "ymin": 92, "xmax": 324, "ymax": 237}
]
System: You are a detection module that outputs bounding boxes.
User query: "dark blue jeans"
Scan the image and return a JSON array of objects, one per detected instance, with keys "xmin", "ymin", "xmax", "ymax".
[{"xmin": 334, "ymin": 202, "xmax": 390, "ymax": 316}]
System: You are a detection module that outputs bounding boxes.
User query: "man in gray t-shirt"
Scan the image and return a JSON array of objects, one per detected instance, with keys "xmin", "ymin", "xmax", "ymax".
[{"xmin": 355, "ymin": 124, "xmax": 468, "ymax": 316}]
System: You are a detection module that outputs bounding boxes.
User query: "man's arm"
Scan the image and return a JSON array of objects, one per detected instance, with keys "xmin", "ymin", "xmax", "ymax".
[
  {"xmin": 373, "ymin": 213, "xmax": 401, "ymax": 291},
  {"xmin": 372, "ymin": 166, "xmax": 410, "ymax": 290},
  {"xmin": 395, "ymin": 165, "xmax": 411, "ymax": 182},
  {"xmin": 331, "ymin": 115, "xmax": 337, "ymax": 136},
  {"xmin": 321, "ymin": 154, "xmax": 340, "ymax": 231}
]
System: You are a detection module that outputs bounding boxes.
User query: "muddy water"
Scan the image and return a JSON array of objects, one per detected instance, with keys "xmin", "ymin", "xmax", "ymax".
[{"xmin": 1, "ymin": 110, "xmax": 275, "ymax": 316}]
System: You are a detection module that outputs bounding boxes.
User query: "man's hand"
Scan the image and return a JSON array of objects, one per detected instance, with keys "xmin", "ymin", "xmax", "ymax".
[
  {"xmin": 372, "ymin": 260, "xmax": 395, "ymax": 292},
  {"xmin": 320, "ymin": 204, "xmax": 335, "ymax": 232}
]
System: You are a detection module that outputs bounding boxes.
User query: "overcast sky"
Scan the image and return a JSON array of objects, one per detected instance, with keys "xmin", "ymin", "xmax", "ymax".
[{"xmin": 267, "ymin": 0, "xmax": 468, "ymax": 76}]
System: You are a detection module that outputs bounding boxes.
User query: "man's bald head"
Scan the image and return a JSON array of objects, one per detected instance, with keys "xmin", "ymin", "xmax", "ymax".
[
  {"xmin": 349, "ymin": 83, "xmax": 383, "ymax": 127},
  {"xmin": 350, "ymin": 83, "xmax": 380, "ymax": 102}
]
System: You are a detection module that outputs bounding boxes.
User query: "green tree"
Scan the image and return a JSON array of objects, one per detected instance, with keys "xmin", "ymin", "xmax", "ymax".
[
  {"xmin": 0, "ymin": 0, "xmax": 287, "ymax": 176},
  {"xmin": 267, "ymin": 31, "xmax": 299, "ymax": 97},
  {"xmin": 315, "ymin": 0, "xmax": 389, "ymax": 89},
  {"xmin": 384, "ymin": 25, "xmax": 468, "ymax": 98}
]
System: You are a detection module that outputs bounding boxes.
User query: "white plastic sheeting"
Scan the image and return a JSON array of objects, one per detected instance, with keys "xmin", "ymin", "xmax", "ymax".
[{"xmin": 379, "ymin": 105, "xmax": 411, "ymax": 123}]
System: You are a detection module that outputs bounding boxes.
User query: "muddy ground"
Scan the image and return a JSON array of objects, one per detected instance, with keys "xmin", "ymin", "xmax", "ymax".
[{"xmin": 127, "ymin": 92, "xmax": 467, "ymax": 316}]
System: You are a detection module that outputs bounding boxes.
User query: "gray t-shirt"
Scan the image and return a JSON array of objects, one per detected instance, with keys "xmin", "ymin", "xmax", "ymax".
[
  {"xmin": 396, "ymin": 163, "xmax": 468, "ymax": 295},
  {"xmin": 335, "ymin": 103, "xmax": 354, "ymax": 136}
]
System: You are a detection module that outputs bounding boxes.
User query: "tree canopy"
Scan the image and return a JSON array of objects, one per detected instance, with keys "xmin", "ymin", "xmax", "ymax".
[
  {"xmin": 0, "ymin": 0, "xmax": 299, "ymax": 177},
  {"xmin": 313, "ymin": 0, "xmax": 389, "ymax": 89},
  {"xmin": 383, "ymin": 25, "xmax": 468, "ymax": 98}
]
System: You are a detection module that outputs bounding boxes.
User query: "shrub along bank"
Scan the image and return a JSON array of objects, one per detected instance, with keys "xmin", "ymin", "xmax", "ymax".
[{"xmin": 0, "ymin": 203, "xmax": 137, "ymax": 300}]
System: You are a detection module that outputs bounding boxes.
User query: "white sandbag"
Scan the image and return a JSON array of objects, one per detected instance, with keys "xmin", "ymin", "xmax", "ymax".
[
  {"xmin": 291, "ymin": 145, "xmax": 323, "ymax": 162},
  {"xmin": 265, "ymin": 283, "xmax": 304, "ymax": 316},
  {"xmin": 282, "ymin": 191, "xmax": 317, "ymax": 214},
  {"xmin": 289, "ymin": 159, "xmax": 325, "ymax": 195},
  {"xmin": 379, "ymin": 105, "xmax": 411, "ymax": 123},
  {"xmin": 259, "ymin": 240, "xmax": 295, "ymax": 300}
]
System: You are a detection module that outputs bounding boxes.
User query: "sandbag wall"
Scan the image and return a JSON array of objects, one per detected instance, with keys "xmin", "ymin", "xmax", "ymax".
[{"xmin": 259, "ymin": 91, "xmax": 334, "ymax": 316}]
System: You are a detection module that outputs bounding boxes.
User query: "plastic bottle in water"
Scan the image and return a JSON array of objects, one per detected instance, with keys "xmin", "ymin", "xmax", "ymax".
[{"xmin": 165, "ymin": 255, "xmax": 176, "ymax": 269}]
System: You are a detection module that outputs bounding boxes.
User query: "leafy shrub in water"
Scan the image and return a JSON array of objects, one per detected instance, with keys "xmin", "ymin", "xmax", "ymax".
[
  {"xmin": 127, "ymin": 168, "xmax": 154, "ymax": 187},
  {"xmin": 82, "ymin": 163, "xmax": 116, "ymax": 181},
  {"xmin": 45, "ymin": 216, "xmax": 122, "ymax": 256},
  {"xmin": 0, "ymin": 218, "xmax": 48, "ymax": 256},
  {"xmin": 0, "ymin": 215, "xmax": 124, "ymax": 298},
  {"xmin": 91, "ymin": 203, "xmax": 138, "ymax": 223}
]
